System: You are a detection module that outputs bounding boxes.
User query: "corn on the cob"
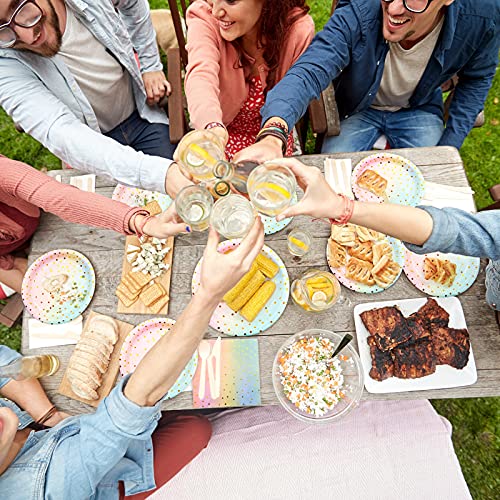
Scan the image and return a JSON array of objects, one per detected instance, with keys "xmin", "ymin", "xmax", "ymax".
[
  {"xmin": 225, "ymin": 270, "xmax": 266, "ymax": 312},
  {"xmin": 240, "ymin": 281, "xmax": 276, "ymax": 322},
  {"xmin": 256, "ymin": 253, "xmax": 279, "ymax": 278},
  {"xmin": 223, "ymin": 262, "xmax": 258, "ymax": 305}
]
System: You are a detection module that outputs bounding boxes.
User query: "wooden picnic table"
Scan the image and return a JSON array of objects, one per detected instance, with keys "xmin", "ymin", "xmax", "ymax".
[{"xmin": 21, "ymin": 146, "xmax": 500, "ymax": 414}]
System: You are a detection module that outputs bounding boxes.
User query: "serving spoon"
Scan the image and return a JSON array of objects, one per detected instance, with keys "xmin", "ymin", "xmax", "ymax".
[{"xmin": 330, "ymin": 334, "xmax": 353, "ymax": 360}]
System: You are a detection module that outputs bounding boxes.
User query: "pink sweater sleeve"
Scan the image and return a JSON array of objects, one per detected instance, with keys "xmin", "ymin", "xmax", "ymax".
[
  {"xmin": 0, "ymin": 158, "xmax": 141, "ymax": 235},
  {"xmin": 185, "ymin": 2, "xmax": 225, "ymax": 128}
]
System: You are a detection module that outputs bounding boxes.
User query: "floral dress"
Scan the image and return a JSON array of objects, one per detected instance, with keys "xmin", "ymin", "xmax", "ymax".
[{"xmin": 225, "ymin": 76, "xmax": 294, "ymax": 161}]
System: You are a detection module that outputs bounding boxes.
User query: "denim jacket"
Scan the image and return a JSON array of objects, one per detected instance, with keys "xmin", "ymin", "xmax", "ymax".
[
  {"xmin": 262, "ymin": 0, "xmax": 500, "ymax": 149},
  {"xmin": 0, "ymin": 346, "xmax": 162, "ymax": 499},
  {"xmin": 0, "ymin": 0, "xmax": 172, "ymax": 194},
  {"xmin": 406, "ymin": 207, "xmax": 500, "ymax": 311}
]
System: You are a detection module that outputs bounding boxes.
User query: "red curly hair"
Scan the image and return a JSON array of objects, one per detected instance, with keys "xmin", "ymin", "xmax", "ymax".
[{"xmin": 236, "ymin": 0, "xmax": 310, "ymax": 88}]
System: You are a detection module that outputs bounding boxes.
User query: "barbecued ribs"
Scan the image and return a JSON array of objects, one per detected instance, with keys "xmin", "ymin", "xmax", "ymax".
[
  {"xmin": 414, "ymin": 298, "xmax": 449, "ymax": 327},
  {"xmin": 367, "ymin": 336, "xmax": 394, "ymax": 381},
  {"xmin": 392, "ymin": 339, "xmax": 437, "ymax": 378},
  {"xmin": 360, "ymin": 306, "xmax": 412, "ymax": 351}
]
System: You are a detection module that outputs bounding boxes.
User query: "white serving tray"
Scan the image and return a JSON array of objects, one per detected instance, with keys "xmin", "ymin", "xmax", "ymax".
[{"xmin": 353, "ymin": 297, "xmax": 477, "ymax": 394}]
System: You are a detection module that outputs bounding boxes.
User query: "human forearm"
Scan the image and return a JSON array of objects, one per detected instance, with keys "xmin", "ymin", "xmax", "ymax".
[{"xmin": 124, "ymin": 290, "xmax": 220, "ymax": 406}]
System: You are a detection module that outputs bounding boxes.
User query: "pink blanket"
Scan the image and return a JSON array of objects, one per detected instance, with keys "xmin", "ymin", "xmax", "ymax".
[{"xmin": 150, "ymin": 400, "xmax": 471, "ymax": 499}]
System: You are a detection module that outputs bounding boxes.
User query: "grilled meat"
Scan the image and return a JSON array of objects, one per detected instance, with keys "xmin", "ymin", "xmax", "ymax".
[
  {"xmin": 392, "ymin": 339, "xmax": 437, "ymax": 379},
  {"xmin": 367, "ymin": 336, "xmax": 394, "ymax": 381},
  {"xmin": 431, "ymin": 326, "xmax": 470, "ymax": 369},
  {"xmin": 414, "ymin": 298, "xmax": 449, "ymax": 327},
  {"xmin": 406, "ymin": 314, "xmax": 431, "ymax": 341},
  {"xmin": 360, "ymin": 306, "xmax": 411, "ymax": 351}
]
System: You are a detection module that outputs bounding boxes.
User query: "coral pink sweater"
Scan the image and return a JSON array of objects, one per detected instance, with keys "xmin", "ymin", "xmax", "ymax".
[
  {"xmin": 185, "ymin": 1, "xmax": 315, "ymax": 129},
  {"xmin": 0, "ymin": 156, "xmax": 141, "ymax": 270}
]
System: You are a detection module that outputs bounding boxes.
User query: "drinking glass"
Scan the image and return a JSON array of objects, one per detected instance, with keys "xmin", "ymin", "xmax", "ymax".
[
  {"xmin": 175, "ymin": 185, "xmax": 213, "ymax": 231},
  {"xmin": 211, "ymin": 194, "xmax": 256, "ymax": 239},
  {"xmin": 291, "ymin": 269, "xmax": 342, "ymax": 312},
  {"xmin": 287, "ymin": 229, "xmax": 312, "ymax": 257},
  {"xmin": 247, "ymin": 161, "xmax": 296, "ymax": 216},
  {"xmin": 175, "ymin": 129, "xmax": 226, "ymax": 181}
]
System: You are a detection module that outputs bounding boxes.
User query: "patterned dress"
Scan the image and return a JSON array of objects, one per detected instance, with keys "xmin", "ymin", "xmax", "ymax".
[{"xmin": 225, "ymin": 76, "xmax": 294, "ymax": 161}]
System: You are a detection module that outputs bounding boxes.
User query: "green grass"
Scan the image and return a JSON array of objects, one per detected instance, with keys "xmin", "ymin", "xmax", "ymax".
[{"xmin": 0, "ymin": 1, "xmax": 498, "ymax": 497}]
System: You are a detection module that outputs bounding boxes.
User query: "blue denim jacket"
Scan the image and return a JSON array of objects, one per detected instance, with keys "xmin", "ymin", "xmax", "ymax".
[
  {"xmin": 0, "ymin": 346, "xmax": 162, "ymax": 499},
  {"xmin": 406, "ymin": 207, "xmax": 500, "ymax": 311},
  {"xmin": 0, "ymin": 0, "xmax": 172, "ymax": 194},
  {"xmin": 262, "ymin": 0, "xmax": 500, "ymax": 149}
]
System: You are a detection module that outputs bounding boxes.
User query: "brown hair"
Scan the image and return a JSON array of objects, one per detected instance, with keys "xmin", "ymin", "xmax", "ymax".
[{"xmin": 236, "ymin": 0, "xmax": 310, "ymax": 89}]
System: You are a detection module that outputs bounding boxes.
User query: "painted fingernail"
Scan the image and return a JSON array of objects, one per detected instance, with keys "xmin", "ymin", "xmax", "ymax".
[{"xmin": 186, "ymin": 226, "xmax": 191, "ymax": 232}]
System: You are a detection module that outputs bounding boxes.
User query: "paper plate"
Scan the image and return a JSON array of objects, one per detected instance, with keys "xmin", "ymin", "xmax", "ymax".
[
  {"xmin": 352, "ymin": 153, "xmax": 425, "ymax": 206},
  {"xmin": 404, "ymin": 250, "xmax": 480, "ymax": 297},
  {"xmin": 260, "ymin": 192, "xmax": 297, "ymax": 235},
  {"xmin": 119, "ymin": 318, "xmax": 197, "ymax": 399},
  {"xmin": 112, "ymin": 184, "xmax": 172, "ymax": 211},
  {"xmin": 327, "ymin": 237, "xmax": 405, "ymax": 294},
  {"xmin": 22, "ymin": 249, "xmax": 95, "ymax": 324},
  {"xmin": 192, "ymin": 241, "xmax": 289, "ymax": 336}
]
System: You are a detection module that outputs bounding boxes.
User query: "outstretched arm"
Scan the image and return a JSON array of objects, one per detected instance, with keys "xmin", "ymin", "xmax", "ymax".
[{"xmin": 124, "ymin": 217, "xmax": 265, "ymax": 406}]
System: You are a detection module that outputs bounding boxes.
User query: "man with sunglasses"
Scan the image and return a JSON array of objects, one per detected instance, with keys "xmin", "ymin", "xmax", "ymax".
[
  {"xmin": 234, "ymin": 0, "xmax": 499, "ymax": 159},
  {"xmin": 0, "ymin": 0, "xmax": 191, "ymax": 198}
]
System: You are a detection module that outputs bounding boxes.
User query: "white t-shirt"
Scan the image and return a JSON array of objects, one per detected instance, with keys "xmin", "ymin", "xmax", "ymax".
[
  {"xmin": 372, "ymin": 16, "xmax": 444, "ymax": 112},
  {"xmin": 58, "ymin": 7, "xmax": 136, "ymax": 132}
]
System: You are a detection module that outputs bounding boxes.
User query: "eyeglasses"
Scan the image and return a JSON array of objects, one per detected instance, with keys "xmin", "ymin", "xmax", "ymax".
[
  {"xmin": 381, "ymin": 0, "xmax": 434, "ymax": 14},
  {"xmin": 0, "ymin": 0, "xmax": 43, "ymax": 48}
]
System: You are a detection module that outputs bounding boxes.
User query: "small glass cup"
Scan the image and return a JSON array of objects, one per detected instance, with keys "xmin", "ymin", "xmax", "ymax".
[
  {"xmin": 175, "ymin": 185, "xmax": 213, "ymax": 232},
  {"xmin": 175, "ymin": 129, "xmax": 226, "ymax": 181},
  {"xmin": 291, "ymin": 269, "xmax": 341, "ymax": 312},
  {"xmin": 247, "ymin": 161, "xmax": 296, "ymax": 216},
  {"xmin": 287, "ymin": 229, "xmax": 312, "ymax": 257},
  {"xmin": 210, "ymin": 194, "xmax": 256, "ymax": 239}
]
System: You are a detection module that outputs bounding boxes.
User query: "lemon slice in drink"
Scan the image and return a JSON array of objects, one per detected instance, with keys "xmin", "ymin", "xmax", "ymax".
[
  {"xmin": 254, "ymin": 182, "xmax": 292, "ymax": 200},
  {"xmin": 186, "ymin": 143, "xmax": 218, "ymax": 167},
  {"xmin": 311, "ymin": 291, "xmax": 328, "ymax": 304},
  {"xmin": 289, "ymin": 236, "xmax": 309, "ymax": 252}
]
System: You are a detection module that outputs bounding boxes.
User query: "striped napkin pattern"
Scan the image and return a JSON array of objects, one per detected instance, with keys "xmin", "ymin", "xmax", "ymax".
[{"xmin": 324, "ymin": 158, "xmax": 354, "ymax": 199}]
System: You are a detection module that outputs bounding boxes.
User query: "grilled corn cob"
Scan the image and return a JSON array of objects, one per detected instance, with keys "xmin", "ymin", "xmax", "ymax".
[
  {"xmin": 225, "ymin": 270, "xmax": 266, "ymax": 312},
  {"xmin": 256, "ymin": 253, "xmax": 279, "ymax": 278},
  {"xmin": 223, "ymin": 262, "xmax": 258, "ymax": 305},
  {"xmin": 240, "ymin": 281, "xmax": 276, "ymax": 322}
]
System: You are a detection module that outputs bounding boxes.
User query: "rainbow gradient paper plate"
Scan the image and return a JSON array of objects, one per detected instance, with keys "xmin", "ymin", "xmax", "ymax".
[
  {"xmin": 192, "ymin": 241, "xmax": 289, "ymax": 336},
  {"xmin": 404, "ymin": 250, "xmax": 480, "ymax": 297},
  {"xmin": 352, "ymin": 153, "xmax": 425, "ymax": 206},
  {"xmin": 22, "ymin": 249, "xmax": 95, "ymax": 324},
  {"xmin": 112, "ymin": 184, "xmax": 172, "ymax": 211},
  {"xmin": 119, "ymin": 318, "xmax": 197, "ymax": 399}
]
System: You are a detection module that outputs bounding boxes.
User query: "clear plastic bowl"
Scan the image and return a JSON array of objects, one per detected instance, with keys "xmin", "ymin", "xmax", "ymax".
[{"xmin": 272, "ymin": 329, "xmax": 364, "ymax": 423}]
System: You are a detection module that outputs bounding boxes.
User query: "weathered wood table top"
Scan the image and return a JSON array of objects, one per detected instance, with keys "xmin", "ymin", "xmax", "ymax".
[{"xmin": 22, "ymin": 146, "xmax": 500, "ymax": 414}]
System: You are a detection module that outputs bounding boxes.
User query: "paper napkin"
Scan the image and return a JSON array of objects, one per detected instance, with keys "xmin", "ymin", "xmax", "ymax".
[
  {"xmin": 420, "ymin": 181, "xmax": 476, "ymax": 212},
  {"xmin": 324, "ymin": 158, "xmax": 354, "ymax": 199},
  {"xmin": 28, "ymin": 315, "xmax": 83, "ymax": 349}
]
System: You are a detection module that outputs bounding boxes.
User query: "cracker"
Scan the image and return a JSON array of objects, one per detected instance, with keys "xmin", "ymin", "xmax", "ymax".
[
  {"xmin": 128, "ymin": 270, "xmax": 153, "ymax": 288},
  {"xmin": 143, "ymin": 200, "xmax": 162, "ymax": 216},
  {"xmin": 116, "ymin": 283, "xmax": 140, "ymax": 300},
  {"xmin": 122, "ymin": 275, "xmax": 143, "ymax": 293},
  {"xmin": 149, "ymin": 293, "xmax": 170, "ymax": 314},
  {"xmin": 140, "ymin": 282, "xmax": 166, "ymax": 307},
  {"xmin": 116, "ymin": 288, "xmax": 139, "ymax": 307}
]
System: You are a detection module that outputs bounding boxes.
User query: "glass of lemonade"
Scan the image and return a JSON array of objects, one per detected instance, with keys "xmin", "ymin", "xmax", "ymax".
[
  {"xmin": 287, "ymin": 229, "xmax": 312, "ymax": 257},
  {"xmin": 175, "ymin": 185, "xmax": 214, "ymax": 231},
  {"xmin": 247, "ymin": 161, "xmax": 296, "ymax": 216},
  {"xmin": 175, "ymin": 130, "xmax": 226, "ymax": 181},
  {"xmin": 211, "ymin": 194, "xmax": 256, "ymax": 239},
  {"xmin": 291, "ymin": 269, "xmax": 341, "ymax": 312}
]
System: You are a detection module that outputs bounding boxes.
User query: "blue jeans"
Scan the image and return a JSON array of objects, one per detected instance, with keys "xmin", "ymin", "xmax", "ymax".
[
  {"xmin": 105, "ymin": 110, "xmax": 175, "ymax": 159},
  {"xmin": 322, "ymin": 107, "xmax": 444, "ymax": 153}
]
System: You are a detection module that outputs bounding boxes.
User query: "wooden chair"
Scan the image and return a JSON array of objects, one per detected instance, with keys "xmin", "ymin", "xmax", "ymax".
[{"xmin": 0, "ymin": 294, "xmax": 23, "ymax": 328}]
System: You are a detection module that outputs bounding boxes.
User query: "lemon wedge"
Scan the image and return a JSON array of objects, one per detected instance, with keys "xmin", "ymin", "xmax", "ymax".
[
  {"xmin": 289, "ymin": 236, "xmax": 309, "ymax": 251},
  {"xmin": 311, "ymin": 291, "xmax": 328, "ymax": 303},
  {"xmin": 254, "ymin": 182, "xmax": 291, "ymax": 200},
  {"xmin": 187, "ymin": 143, "xmax": 218, "ymax": 167}
]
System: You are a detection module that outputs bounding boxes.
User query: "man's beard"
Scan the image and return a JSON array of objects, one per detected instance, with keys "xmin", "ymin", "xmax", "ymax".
[{"xmin": 18, "ymin": 0, "xmax": 63, "ymax": 57}]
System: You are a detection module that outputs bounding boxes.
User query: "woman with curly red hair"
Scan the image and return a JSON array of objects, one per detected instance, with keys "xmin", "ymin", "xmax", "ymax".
[{"xmin": 185, "ymin": 0, "xmax": 314, "ymax": 160}]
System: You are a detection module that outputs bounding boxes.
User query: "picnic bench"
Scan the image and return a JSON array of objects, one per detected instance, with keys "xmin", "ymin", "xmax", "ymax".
[{"xmin": 21, "ymin": 146, "xmax": 500, "ymax": 414}]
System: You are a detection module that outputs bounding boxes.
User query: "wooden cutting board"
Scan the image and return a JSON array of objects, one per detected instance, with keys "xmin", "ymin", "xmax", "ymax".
[
  {"xmin": 116, "ymin": 235, "xmax": 174, "ymax": 315},
  {"xmin": 58, "ymin": 311, "xmax": 134, "ymax": 407}
]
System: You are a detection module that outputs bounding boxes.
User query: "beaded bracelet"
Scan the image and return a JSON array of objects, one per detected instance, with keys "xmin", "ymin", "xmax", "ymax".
[
  {"xmin": 36, "ymin": 405, "xmax": 57, "ymax": 425},
  {"xmin": 265, "ymin": 120, "xmax": 288, "ymax": 135},
  {"xmin": 329, "ymin": 194, "xmax": 355, "ymax": 225}
]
